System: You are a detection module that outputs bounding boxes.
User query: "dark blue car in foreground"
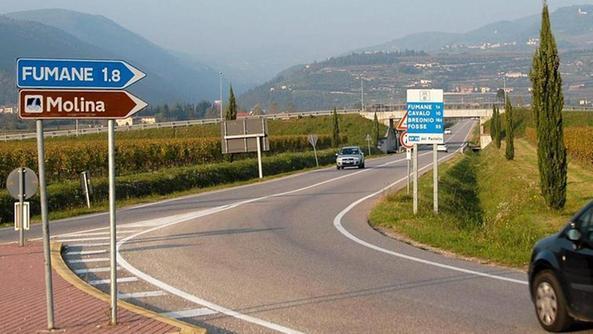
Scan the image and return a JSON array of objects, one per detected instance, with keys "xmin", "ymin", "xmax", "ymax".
[{"xmin": 529, "ymin": 201, "xmax": 593, "ymax": 332}]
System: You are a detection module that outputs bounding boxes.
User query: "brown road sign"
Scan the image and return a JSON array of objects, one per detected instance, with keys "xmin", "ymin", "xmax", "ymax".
[{"xmin": 18, "ymin": 89, "xmax": 147, "ymax": 120}]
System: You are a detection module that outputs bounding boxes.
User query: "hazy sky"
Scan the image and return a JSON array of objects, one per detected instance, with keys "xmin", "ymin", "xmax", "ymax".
[{"xmin": 3, "ymin": 0, "xmax": 593, "ymax": 82}]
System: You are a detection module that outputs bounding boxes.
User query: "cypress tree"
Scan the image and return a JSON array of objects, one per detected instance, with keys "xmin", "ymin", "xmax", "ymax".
[
  {"xmin": 492, "ymin": 105, "xmax": 502, "ymax": 149},
  {"xmin": 372, "ymin": 112, "xmax": 380, "ymax": 145},
  {"xmin": 529, "ymin": 3, "xmax": 567, "ymax": 209},
  {"xmin": 331, "ymin": 108, "xmax": 340, "ymax": 147},
  {"xmin": 490, "ymin": 104, "xmax": 498, "ymax": 147},
  {"xmin": 226, "ymin": 85, "xmax": 237, "ymax": 120},
  {"xmin": 505, "ymin": 97, "xmax": 515, "ymax": 160}
]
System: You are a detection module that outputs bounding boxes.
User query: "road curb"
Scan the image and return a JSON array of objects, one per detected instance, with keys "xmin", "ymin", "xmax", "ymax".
[{"xmin": 50, "ymin": 242, "xmax": 207, "ymax": 334}]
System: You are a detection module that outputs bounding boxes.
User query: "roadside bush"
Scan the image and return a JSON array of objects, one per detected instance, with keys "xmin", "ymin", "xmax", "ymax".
[
  {"xmin": 0, "ymin": 135, "xmax": 345, "ymax": 188},
  {"xmin": 0, "ymin": 149, "xmax": 337, "ymax": 223}
]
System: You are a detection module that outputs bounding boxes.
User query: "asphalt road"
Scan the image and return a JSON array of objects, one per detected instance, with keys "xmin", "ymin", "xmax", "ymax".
[{"xmin": 1, "ymin": 119, "xmax": 566, "ymax": 333}]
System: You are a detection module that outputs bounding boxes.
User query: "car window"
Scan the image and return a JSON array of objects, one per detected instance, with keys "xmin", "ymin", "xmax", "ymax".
[
  {"xmin": 340, "ymin": 148, "xmax": 358, "ymax": 155},
  {"xmin": 575, "ymin": 206, "xmax": 593, "ymax": 242}
]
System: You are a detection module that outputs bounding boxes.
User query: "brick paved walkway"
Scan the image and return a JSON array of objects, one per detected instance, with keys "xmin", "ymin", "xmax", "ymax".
[{"xmin": 0, "ymin": 242, "xmax": 182, "ymax": 333}]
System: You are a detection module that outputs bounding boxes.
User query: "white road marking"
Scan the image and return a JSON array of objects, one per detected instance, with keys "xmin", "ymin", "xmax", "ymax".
[
  {"xmin": 65, "ymin": 249, "xmax": 107, "ymax": 256},
  {"xmin": 67, "ymin": 242, "xmax": 111, "ymax": 247},
  {"xmin": 74, "ymin": 266, "xmax": 121, "ymax": 274},
  {"xmin": 54, "ymin": 231, "xmax": 140, "ymax": 238},
  {"xmin": 27, "ymin": 225, "xmax": 142, "ymax": 242},
  {"xmin": 116, "ymin": 154, "xmax": 429, "ymax": 334},
  {"xmin": 89, "ymin": 277, "xmax": 139, "ymax": 285},
  {"xmin": 161, "ymin": 308, "xmax": 218, "ymax": 319},
  {"xmin": 333, "ymin": 121, "xmax": 528, "ymax": 285},
  {"xmin": 56, "ymin": 236, "xmax": 111, "ymax": 242},
  {"xmin": 68, "ymin": 257, "xmax": 110, "ymax": 264},
  {"xmin": 118, "ymin": 290, "xmax": 166, "ymax": 299}
]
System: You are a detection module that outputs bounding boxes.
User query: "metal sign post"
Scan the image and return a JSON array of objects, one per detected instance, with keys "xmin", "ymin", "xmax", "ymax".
[
  {"xmin": 308, "ymin": 134, "xmax": 319, "ymax": 167},
  {"xmin": 365, "ymin": 133, "xmax": 372, "ymax": 155},
  {"xmin": 406, "ymin": 149, "xmax": 412, "ymax": 195},
  {"xmin": 17, "ymin": 58, "xmax": 147, "ymax": 329},
  {"xmin": 222, "ymin": 118, "xmax": 269, "ymax": 178},
  {"xmin": 407, "ymin": 89, "xmax": 444, "ymax": 215},
  {"xmin": 413, "ymin": 144, "xmax": 418, "ymax": 215},
  {"xmin": 36, "ymin": 120, "xmax": 55, "ymax": 330},
  {"xmin": 6, "ymin": 167, "xmax": 38, "ymax": 244},
  {"xmin": 433, "ymin": 144, "xmax": 439, "ymax": 213},
  {"xmin": 108, "ymin": 120, "xmax": 118, "ymax": 325},
  {"xmin": 256, "ymin": 136, "xmax": 263, "ymax": 179},
  {"xmin": 18, "ymin": 168, "xmax": 25, "ymax": 246},
  {"xmin": 81, "ymin": 171, "xmax": 92, "ymax": 208}
]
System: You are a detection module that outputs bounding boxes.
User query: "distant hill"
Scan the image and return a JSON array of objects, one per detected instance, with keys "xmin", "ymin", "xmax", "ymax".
[
  {"xmin": 358, "ymin": 5, "xmax": 593, "ymax": 53},
  {"xmin": 0, "ymin": 15, "xmax": 114, "ymax": 105},
  {"xmin": 2, "ymin": 9, "xmax": 221, "ymax": 105},
  {"xmin": 240, "ymin": 5, "xmax": 593, "ymax": 111}
]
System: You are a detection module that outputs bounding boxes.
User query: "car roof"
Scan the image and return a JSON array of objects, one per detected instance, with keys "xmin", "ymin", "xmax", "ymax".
[{"xmin": 341, "ymin": 146, "xmax": 360, "ymax": 149}]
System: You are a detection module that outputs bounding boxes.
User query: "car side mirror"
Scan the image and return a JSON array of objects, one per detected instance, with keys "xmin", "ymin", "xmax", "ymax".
[
  {"xmin": 335, "ymin": 153, "xmax": 339, "ymax": 157},
  {"xmin": 567, "ymin": 228, "xmax": 582, "ymax": 242}
]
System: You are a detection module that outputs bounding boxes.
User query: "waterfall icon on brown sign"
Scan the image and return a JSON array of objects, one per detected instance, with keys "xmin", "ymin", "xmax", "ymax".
[{"xmin": 24, "ymin": 95, "xmax": 43, "ymax": 113}]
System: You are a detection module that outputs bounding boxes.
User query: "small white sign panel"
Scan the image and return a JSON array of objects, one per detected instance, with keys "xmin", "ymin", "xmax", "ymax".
[{"xmin": 14, "ymin": 201, "xmax": 30, "ymax": 231}]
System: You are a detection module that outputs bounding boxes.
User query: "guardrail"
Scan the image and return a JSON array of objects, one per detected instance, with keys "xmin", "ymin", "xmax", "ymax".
[
  {"xmin": 2, "ymin": 104, "xmax": 590, "ymax": 141},
  {"xmin": 0, "ymin": 109, "xmax": 361, "ymax": 141}
]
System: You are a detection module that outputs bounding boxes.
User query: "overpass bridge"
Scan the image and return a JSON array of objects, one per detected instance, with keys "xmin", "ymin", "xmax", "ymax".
[
  {"xmin": 0, "ymin": 103, "xmax": 502, "ymax": 142},
  {"xmin": 359, "ymin": 103, "xmax": 504, "ymax": 125}
]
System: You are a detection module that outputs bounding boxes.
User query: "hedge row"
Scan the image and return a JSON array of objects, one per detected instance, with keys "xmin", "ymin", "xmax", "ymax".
[
  {"xmin": 526, "ymin": 126, "xmax": 593, "ymax": 166},
  {"xmin": 0, "ymin": 149, "xmax": 337, "ymax": 224},
  {"xmin": 0, "ymin": 135, "xmax": 345, "ymax": 188}
]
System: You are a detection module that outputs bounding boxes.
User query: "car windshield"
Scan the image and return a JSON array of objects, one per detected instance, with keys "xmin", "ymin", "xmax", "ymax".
[{"xmin": 340, "ymin": 148, "xmax": 359, "ymax": 155}]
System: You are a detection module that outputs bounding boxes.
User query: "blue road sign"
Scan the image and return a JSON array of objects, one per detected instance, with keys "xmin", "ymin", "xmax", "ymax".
[
  {"xmin": 407, "ymin": 89, "xmax": 444, "ymax": 144},
  {"xmin": 17, "ymin": 58, "xmax": 145, "ymax": 89}
]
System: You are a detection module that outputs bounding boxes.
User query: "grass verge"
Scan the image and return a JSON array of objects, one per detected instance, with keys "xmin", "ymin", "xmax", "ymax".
[{"xmin": 370, "ymin": 139, "xmax": 593, "ymax": 268}]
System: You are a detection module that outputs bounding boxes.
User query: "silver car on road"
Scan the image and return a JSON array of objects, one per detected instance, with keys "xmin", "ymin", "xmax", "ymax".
[{"xmin": 336, "ymin": 146, "xmax": 365, "ymax": 169}]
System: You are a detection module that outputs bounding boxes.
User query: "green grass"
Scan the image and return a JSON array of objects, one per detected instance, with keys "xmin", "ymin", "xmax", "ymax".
[{"xmin": 370, "ymin": 139, "xmax": 593, "ymax": 268}]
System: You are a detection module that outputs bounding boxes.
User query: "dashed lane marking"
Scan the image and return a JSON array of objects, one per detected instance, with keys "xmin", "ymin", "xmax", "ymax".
[
  {"xmin": 65, "ymin": 249, "xmax": 107, "ymax": 256},
  {"xmin": 89, "ymin": 277, "xmax": 139, "ymax": 285},
  {"xmin": 74, "ymin": 266, "xmax": 121, "ymax": 274},
  {"xmin": 68, "ymin": 257, "xmax": 110, "ymax": 264},
  {"xmin": 160, "ymin": 308, "xmax": 218, "ymax": 319},
  {"xmin": 118, "ymin": 290, "xmax": 167, "ymax": 299}
]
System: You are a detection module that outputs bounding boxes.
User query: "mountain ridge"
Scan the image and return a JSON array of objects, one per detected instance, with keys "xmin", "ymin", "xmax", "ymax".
[{"xmin": 2, "ymin": 9, "xmax": 222, "ymax": 105}]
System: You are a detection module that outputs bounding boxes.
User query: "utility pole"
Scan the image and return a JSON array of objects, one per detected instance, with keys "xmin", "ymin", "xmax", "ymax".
[
  {"xmin": 503, "ymin": 74, "xmax": 507, "ymax": 105},
  {"xmin": 360, "ymin": 76, "xmax": 364, "ymax": 112},
  {"xmin": 219, "ymin": 72, "xmax": 223, "ymax": 120}
]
